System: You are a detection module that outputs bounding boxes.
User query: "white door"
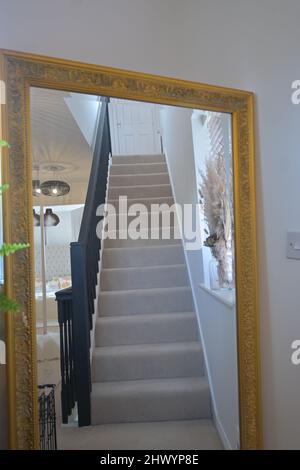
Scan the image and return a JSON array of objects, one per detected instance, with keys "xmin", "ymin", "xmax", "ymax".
[{"xmin": 109, "ymin": 100, "xmax": 162, "ymax": 156}]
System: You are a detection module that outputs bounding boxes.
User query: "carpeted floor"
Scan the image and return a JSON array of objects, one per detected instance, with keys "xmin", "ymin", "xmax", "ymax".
[{"xmin": 57, "ymin": 419, "xmax": 223, "ymax": 450}]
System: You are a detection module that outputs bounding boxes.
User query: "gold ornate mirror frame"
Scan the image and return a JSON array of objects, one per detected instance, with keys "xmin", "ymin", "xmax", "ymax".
[{"xmin": 0, "ymin": 49, "xmax": 262, "ymax": 450}]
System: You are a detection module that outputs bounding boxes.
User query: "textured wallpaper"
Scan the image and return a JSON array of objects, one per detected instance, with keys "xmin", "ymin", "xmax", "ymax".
[{"xmin": 35, "ymin": 244, "xmax": 71, "ymax": 280}]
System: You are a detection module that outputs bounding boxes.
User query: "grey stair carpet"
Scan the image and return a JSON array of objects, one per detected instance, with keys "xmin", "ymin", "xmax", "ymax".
[
  {"xmin": 90, "ymin": 154, "xmax": 218, "ymax": 447},
  {"xmin": 91, "ymin": 377, "xmax": 211, "ymax": 425},
  {"xmin": 57, "ymin": 420, "xmax": 223, "ymax": 450},
  {"xmin": 108, "ymin": 196, "xmax": 175, "ymax": 211}
]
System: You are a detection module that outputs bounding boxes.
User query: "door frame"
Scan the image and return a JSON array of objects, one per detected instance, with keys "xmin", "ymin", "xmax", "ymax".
[{"xmin": 0, "ymin": 49, "xmax": 261, "ymax": 449}]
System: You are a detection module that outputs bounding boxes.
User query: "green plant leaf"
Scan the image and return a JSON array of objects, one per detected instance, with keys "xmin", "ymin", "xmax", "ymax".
[
  {"xmin": 0, "ymin": 183, "xmax": 9, "ymax": 194},
  {"xmin": 0, "ymin": 140, "xmax": 10, "ymax": 148},
  {"xmin": 0, "ymin": 242, "xmax": 30, "ymax": 257},
  {"xmin": 0, "ymin": 293, "xmax": 19, "ymax": 312}
]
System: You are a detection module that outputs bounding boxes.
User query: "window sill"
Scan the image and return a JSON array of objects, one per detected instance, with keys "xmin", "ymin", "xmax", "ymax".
[{"xmin": 198, "ymin": 283, "xmax": 236, "ymax": 308}]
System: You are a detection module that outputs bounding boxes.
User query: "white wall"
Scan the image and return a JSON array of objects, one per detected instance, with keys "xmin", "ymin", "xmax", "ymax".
[
  {"xmin": 160, "ymin": 107, "xmax": 198, "ymax": 207},
  {"xmin": 64, "ymin": 94, "xmax": 101, "ymax": 148},
  {"xmin": 33, "ymin": 207, "xmax": 83, "ymax": 280},
  {"xmin": 34, "ymin": 210, "xmax": 73, "ymax": 247},
  {"xmin": 198, "ymin": 288, "xmax": 239, "ymax": 449},
  {"xmin": 1, "ymin": 0, "xmax": 300, "ymax": 449},
  {"xmin": 46, "ymin": 211, "xmax": 72, "ymax": 245},
  {"xmin": 160, "ymin": 105, "xmax": 239, "ymax": 448},
  {"xmin": 71, "ymin": 206, "xmax": 84, "ymax": 242}
]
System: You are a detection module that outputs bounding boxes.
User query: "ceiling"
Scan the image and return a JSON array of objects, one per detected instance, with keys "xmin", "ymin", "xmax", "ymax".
[{"xmin": 30, "ymin": 87, "xmax": 100, "ymax": 205}]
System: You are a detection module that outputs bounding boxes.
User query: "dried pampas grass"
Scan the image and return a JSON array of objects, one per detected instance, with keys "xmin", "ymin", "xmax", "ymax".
[{"xmin": 199, "ymin": 152, "xmax": 233, "ymax": 287}]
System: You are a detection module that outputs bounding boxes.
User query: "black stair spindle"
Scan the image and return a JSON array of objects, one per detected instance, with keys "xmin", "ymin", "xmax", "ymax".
[{"xmin": 55, "ymin": 98, "xmax": 111, "ymax": 426}]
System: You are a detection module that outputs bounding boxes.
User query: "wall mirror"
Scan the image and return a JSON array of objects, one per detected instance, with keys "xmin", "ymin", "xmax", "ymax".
[{"xmin": 0, "ymin": 50, "xmax": 261, "ymax": 450}]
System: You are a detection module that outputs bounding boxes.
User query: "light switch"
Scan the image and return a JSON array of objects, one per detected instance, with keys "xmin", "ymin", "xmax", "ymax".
[{"xmin": 287, "ymin": 231, "xmax": 300, "ymax": 260}]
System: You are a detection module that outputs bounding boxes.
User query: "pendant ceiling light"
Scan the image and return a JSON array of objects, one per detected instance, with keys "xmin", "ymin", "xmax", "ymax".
[
  {"xmin": 41, "ymin": 180, "xmax": 70, "ymax": 197},
  {"xmin": 44, "ymin": 208, "xmax": 60, "ymax": 227},
  {"xmin": 33, "ymin": 208, "xmax": 60, "ymax": 227},
  {"xmin": 32, "ymin": 179, "xmax": 42, "ymax": 197},
  {"xmin": 32, "ymin": 164, "xmax": 42, "ymax": 197},
  {"xmin": 33, "ymin": 209, "xmax": 40, "ymax": 227},
  {"xmin": 40, "ymin": 165, "xmax": 70, "ymax": 197}
]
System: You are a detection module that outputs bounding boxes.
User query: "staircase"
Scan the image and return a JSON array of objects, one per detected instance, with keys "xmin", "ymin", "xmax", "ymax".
[{"xmin": 90, "ymin": 154, "xmax": 213, "ymax": 428}]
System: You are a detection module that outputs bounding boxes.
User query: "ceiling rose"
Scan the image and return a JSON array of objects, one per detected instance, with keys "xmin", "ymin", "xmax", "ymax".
[{"xmin": 39, "ymin": 162, "xmax": 77, "ymax": 174}]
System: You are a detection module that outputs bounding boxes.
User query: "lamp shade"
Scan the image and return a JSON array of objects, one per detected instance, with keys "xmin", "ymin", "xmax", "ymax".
[
  {"xmin": 44, "ymin": 208, "xmax": 60, "ymax": 227},
  {"xmin": 41, "ymin": 180, "xmax": 70, "ymax": 197},
  {"xmin": 33, "ymin": 209, "xmax": 40, "ymax": 227}
]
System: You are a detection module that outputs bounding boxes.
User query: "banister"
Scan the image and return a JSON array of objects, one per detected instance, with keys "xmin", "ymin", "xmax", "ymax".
[
  {"xmin": 55, "ymin": 97, "xmax": 111, "ymax": 426},
  {"xmin": 79, "ymin": 97, "xmax": 110, "ymax": 243}
]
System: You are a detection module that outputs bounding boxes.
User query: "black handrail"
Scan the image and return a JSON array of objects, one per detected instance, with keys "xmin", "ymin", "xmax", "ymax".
[{"xmin": 56, "ymin": 97, "xmax": 111, "ymax": 426}]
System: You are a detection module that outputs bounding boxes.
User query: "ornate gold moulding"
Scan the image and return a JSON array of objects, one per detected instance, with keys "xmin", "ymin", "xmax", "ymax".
[{"xmin": 0, "ymin": 49, "xmax": 262, "ymax": 449}]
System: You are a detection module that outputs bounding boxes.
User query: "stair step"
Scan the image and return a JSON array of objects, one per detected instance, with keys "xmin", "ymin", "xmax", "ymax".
[
  {"xmin": 99, "ymin": 286, "xmax": 194, "ymax": 316},
  {"xmin": 95, "ymin": 312, "xmax": 198, "ymax": 346},
  {"xmin": 108, "ymin": 184, "xmax": 172, "ymax": 200},
  {"xmin": 110, "ymin": 162, "xmax": 167, "ymax": 175},
  {"xmin": 104, "ymin": 226, "xmax": 180, "ymax": 245},
  {"xmin": 109, "ymin": 173, "xmax": 169, "ymax": 187},
  {"xmin": 105, "ymin": 211, "xmax": 178, "ymax": 231},
  {"xmin": 103, "ymin": 235, "xmax": 180, "ymax": 249},
  {"xmin": 92, "ymin": 342, "xmax": 204, "ymax": 382},
  {"xmin": 90, "ymin": 153, "xmax": 209, "ymax": 428},
  {"xmin": 107, "ymin": 196, "xmax": 174, "ymax": 212},
  {"xmin": 91, "ymin": 376, "xmax": 211, "ymax": 425},
  {"xmin": 101, "ymin": 264, "xmax": 189, "ymax": 291},
  {"xmin": 102, "ymin": 244, "xmax": 185, "ymax": 268},
  {"xmin": 112, "ymin": 154, "xmax": 165, "ymax": 164},
  {"xmin": 57, "ymin": 419, "xmax": 223, "ymax": 450}
]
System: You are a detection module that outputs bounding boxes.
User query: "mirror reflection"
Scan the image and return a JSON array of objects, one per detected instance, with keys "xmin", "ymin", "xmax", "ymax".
[{"xmin": 31, "ymin": 87, "xmax": 238, "ymax": 450}]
